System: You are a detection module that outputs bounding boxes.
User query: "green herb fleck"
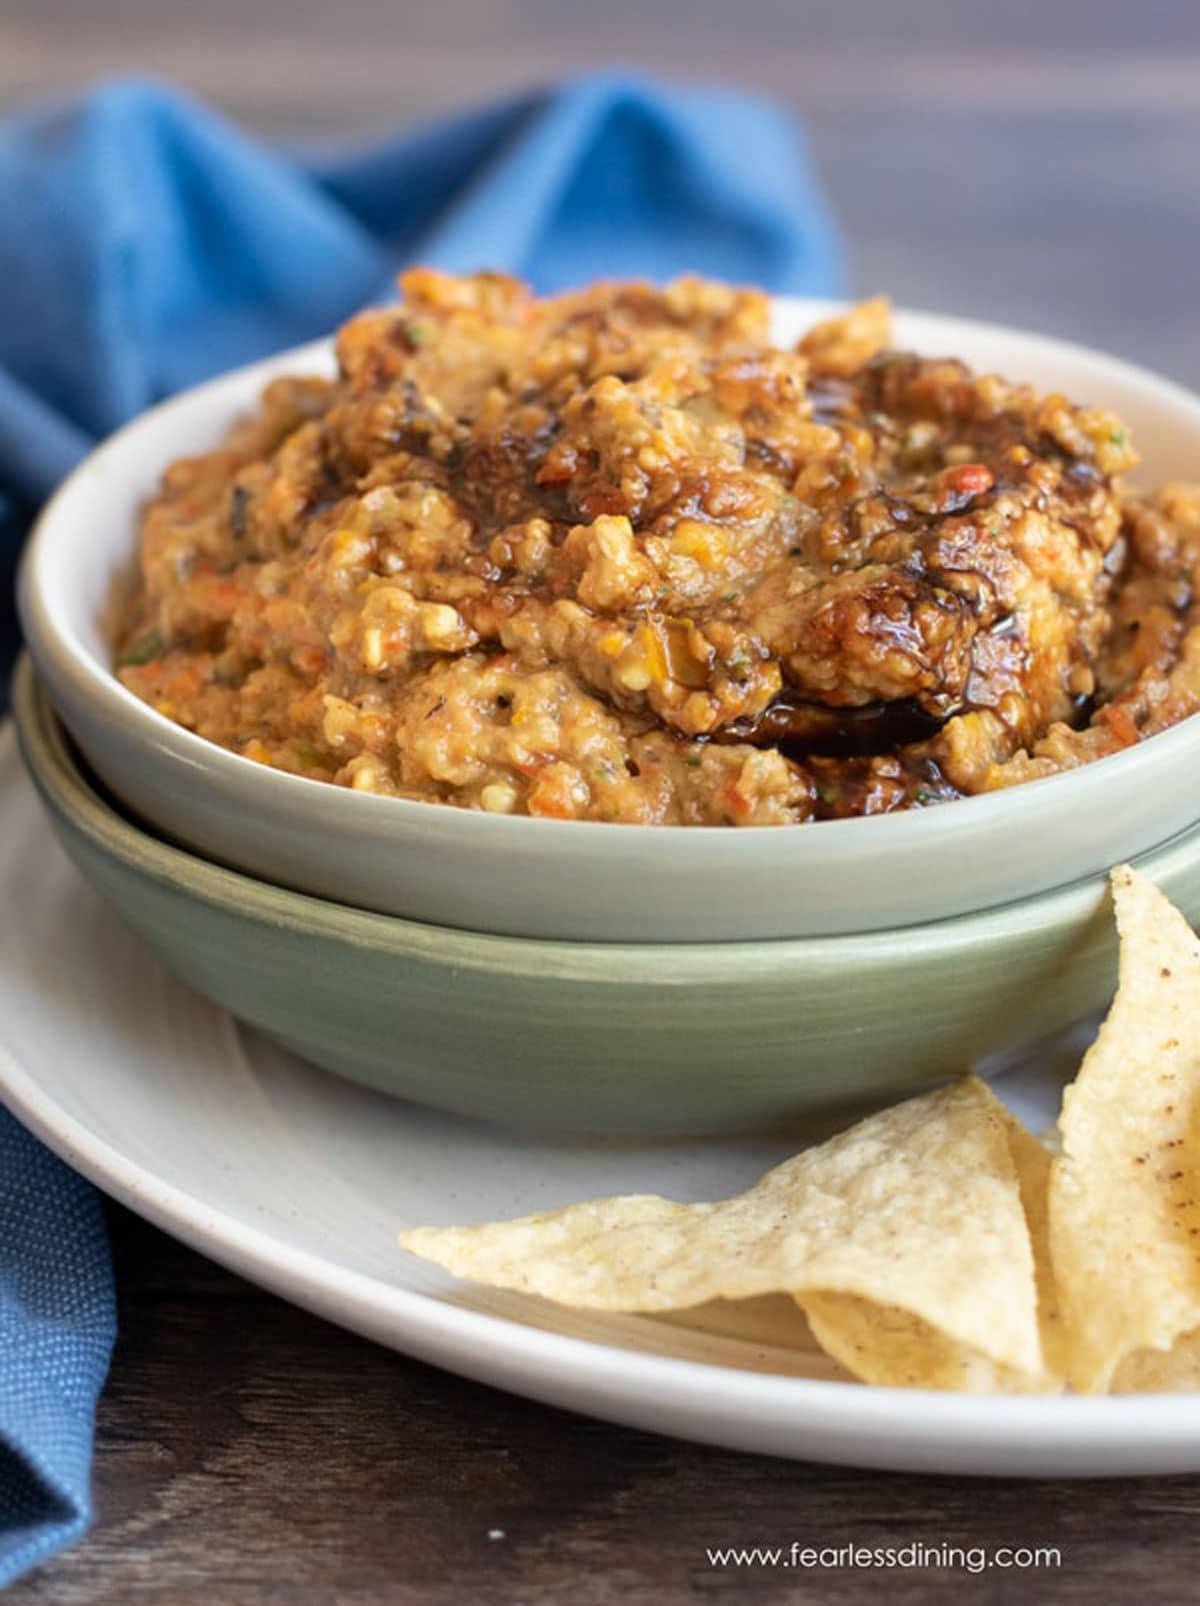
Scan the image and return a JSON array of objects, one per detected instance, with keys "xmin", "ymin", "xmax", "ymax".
[
  {"xmin": 686, "ymin": 755, "xmax": 703, "ymax": 769},
  {"xmin": 1109, "ymin": 426, "xmax": 1127, "ymax": 448},
  {"xmin": 118, "ymin": 630, "xmax": 164, "ymax": 667},
  {"xmin": 914, "ymin": 787, "xmax": 937, "ymax": 806},
  {"xmin": 404, "ymin": 321, "xmax": 430, "ymax": 346},
  {"xmin": 727, "ymin": 654, "xmax": 751, "ymax": 683}
]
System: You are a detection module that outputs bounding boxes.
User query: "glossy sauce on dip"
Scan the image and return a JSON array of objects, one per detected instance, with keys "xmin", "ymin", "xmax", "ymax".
[{"xmin": 117, "ymin": 271, "xmax": 1200, "ymax": 824}]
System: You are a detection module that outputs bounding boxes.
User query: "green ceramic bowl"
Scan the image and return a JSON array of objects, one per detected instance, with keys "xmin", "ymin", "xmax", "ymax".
[{"xmin": 16, "ymin": 654, "xmax": 1200, "ymax": 1135}]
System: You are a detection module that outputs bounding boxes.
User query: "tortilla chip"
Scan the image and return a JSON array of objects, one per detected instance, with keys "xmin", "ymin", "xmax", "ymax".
[
  {"xmin": 404, "ymin": 1076, "xmax": 1051, "ymax": 1390},
  {"xmin": 1110, "ymin": 1331, "xmax": 1200, "ymax": 1393},
  {"xmin": 799, "ymin": 1294, "xmax": 1048, "ymax": 1392},
  {"xmin": 1049, "ymin": 865, "xmax": 1200, "ymax": 1393},
  {"xmin": 797, "ymin": 1099, "xmax": 1063, "ymax": 1391},
  {"xmin": 999, "ymin": 1104, "xmax": 1067, "ymax": 1381}
]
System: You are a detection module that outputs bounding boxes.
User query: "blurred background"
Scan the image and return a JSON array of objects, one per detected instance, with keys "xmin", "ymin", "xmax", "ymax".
[{"xmin": 3, "ymin": 0, "xmax": 1199, "ymax": 382}]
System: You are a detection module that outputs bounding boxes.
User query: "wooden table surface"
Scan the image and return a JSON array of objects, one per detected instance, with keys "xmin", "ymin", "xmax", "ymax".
[{"xmin": 6, "ymin": 2, "xmax": 1200, "ymax": 1600}]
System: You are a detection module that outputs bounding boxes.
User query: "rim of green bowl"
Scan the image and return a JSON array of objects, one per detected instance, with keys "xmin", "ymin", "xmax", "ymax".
[{"xmin": 10, "ymin": 652, "xmax": 1186, "ymax": 980}]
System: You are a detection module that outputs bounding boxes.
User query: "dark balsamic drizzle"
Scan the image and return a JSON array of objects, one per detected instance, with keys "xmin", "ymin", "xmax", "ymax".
[{"xmin": 711, "ymin": 695, "xmax": 950, "ymax": 761}]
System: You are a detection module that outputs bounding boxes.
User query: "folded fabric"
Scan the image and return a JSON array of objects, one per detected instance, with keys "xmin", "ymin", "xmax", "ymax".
[
  {"xmin": 0, "ymin": 1110, "xmax": 115, "ymax": 1588},
  {"xmin": 0, "ymin": 71, "xmax": 841, "ymax": 682},
  {"xmin": 0, "ymin": 70, "xmax": 842, "ymax": 1582}
]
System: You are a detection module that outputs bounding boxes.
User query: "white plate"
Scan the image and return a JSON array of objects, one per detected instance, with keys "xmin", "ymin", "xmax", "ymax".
[{"xmin": 2, "ymin": 723, "xmax": 1199, "ymax": 1476}]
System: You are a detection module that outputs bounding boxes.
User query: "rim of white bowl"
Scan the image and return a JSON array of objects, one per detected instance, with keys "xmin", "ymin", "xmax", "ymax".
[{"xmin": 19, "ymin": 298, "xmax": 1200, "ymax": 854}]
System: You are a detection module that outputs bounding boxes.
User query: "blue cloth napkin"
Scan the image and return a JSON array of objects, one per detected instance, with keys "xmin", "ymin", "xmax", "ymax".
[
  {"xmin": 0, "ymin": 1112, "xmax": 115, "ymax": 1587},
  {"xmin": 0, "ymin": 70, "xmax": 842, "ymax": 1582}
]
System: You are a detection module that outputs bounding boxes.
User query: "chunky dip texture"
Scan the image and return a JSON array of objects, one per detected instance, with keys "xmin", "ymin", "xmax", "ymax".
[{"xmin": 117, "ymin": 271, "xmax": 1200, "ymax": 824}]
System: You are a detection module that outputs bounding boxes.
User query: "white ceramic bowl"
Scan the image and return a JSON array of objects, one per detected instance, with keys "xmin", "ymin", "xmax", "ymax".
[{"xmin": 19, "ymin": 299, "xmax": 1200, "ymax": 942}]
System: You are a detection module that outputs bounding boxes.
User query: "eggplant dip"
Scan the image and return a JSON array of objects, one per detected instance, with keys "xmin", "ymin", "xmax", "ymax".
[{"xmin": 117, "ymin": 271, "xmax": 1200, "ymax": 824}]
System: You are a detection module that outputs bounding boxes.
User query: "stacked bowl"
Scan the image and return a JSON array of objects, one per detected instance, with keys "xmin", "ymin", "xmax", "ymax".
[{"xmin": 18, "ymin": 301, "xmax": 1200, "ymax": 1134}]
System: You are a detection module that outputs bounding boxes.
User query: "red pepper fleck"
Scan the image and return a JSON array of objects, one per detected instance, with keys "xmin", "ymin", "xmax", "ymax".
[
  {"xmin": 950, "ymin": 462, "xmax": 994, "ymax": 498},
  {"xmin": 1101, "ymin": 704, "xmax": 1140, "ymax": 747}
]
